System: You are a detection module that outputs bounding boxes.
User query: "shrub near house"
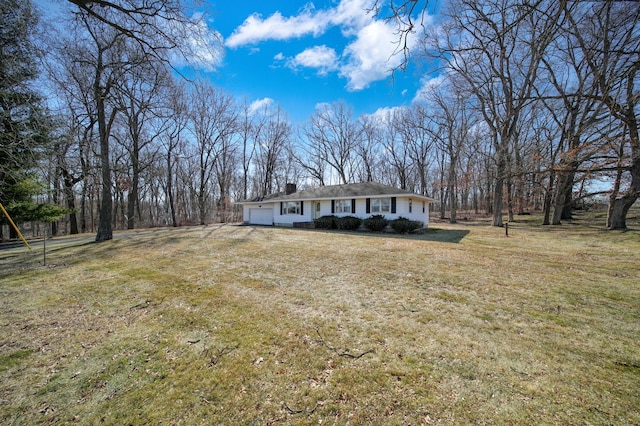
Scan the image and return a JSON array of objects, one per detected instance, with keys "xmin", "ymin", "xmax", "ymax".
[
  {"xmin": 390, "ymin": 217, "xmax": 423, "ymax": 234},
  {"xmin": 363, "ymin": 215, "xmax": 389, "ymax": 232},
  {"xmin": 314, "ymin": 214, "xmax": 422, "ymax": 234}
]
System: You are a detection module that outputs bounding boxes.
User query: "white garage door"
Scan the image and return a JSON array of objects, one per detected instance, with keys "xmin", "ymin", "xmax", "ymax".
[{"xmin": 250, "ymin": 208, "xmax": 273, "ymax": 225}]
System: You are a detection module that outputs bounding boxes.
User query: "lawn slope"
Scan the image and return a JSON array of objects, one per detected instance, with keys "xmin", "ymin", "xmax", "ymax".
[{"xmin": 1, "ymin": 215, "xmax": 639, "ymax": 424}]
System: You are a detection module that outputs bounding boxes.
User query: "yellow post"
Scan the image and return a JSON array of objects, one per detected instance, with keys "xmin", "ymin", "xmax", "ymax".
[{"xmin": 0, "ymin": 202, "xmax": 31, "ymax": 250}]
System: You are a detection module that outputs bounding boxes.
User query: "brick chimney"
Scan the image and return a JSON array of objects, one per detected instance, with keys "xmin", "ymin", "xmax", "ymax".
[{"xmin": 285, "ymin": 183, "xmax": 297, "ymax": 195}]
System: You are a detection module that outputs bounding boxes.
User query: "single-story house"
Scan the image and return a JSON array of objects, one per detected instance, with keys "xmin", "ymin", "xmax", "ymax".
[{"xmin": 239, "ymin": 181, "xmax": 436, "ymax": 228}]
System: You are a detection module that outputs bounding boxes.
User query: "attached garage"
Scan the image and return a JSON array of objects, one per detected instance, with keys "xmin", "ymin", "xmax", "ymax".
[{"xmin": 248, "ymin": 208, "xmax": 273, "ymax": 226}]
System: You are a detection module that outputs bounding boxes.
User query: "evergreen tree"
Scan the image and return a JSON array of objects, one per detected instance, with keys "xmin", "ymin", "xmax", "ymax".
[{"xmin": 0, "ymin": 0, "xmax": 65, "ymax": 239}]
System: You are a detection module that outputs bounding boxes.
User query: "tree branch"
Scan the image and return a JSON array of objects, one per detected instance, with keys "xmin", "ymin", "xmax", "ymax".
[{"xmin": 314, "ymin": 328, "xmax": 374, "ymax": 359}]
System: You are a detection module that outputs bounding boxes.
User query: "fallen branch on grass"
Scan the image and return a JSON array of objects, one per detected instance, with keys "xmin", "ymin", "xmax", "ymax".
[
  {"xmin": 614, "ymin": 360, "xmax": 640, "ymax": 369},
  {"xmin": 205, "ymin": 344, "xmax": 239, "ymax": 366},
  {"xmin": 284, "ymin": 402, "xmax": 318, "ymax": 415},
  {"xmin": 130, "ymin": 297, "xmax": 165, "ymax": 310},
  {"xmin": 314, "ymin": 328, "xmax": 374, "ymax": 359},
  {"xmin": 401, "ymin": 304, "xmax": 419, "ymax": 313}
]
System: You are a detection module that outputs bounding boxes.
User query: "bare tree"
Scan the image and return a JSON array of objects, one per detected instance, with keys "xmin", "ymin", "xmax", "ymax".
[
  {"xmin": 65, "ymin": 0, "xmax": 220, "ymax": 69},
  {"xmin": 564, "ymin": 2, "xmax": 640, "ymax": 229},
  {"xmin": 237, "ymin": 101, "xmax": 258, "ymax": 200},
  {"xmin": 71, "ymin": 13, "xmax": 130, "ymax": 241},
  {"xmin": 402, "ymin": 103, "xmax": 435, "ymax": 197},
  {"xmin": 112, "ymin": 52, "xmax": 169, "ymax": 229},
  {"xmin": 213, "ymin": 133, "xmax": 239, "ymax": 222},
  {"xmin": 187, "ymin": 81, "xmax": 237, "ymax": 225},
  {"xmin": 253, "ymin": 105, "xmax": 292, "ymax": 196},
  {"xmin": 59, "ymin": 0, "xmax": 221, "ymax": 240},
  {"xmin": 423, "ymin": 0, "xmax": 567, "ymax": 226},
  {"xmin": 423, "ymin": 80, "xmax": 476, "ymax": 223},
  {"xmin": 378, "ymin": 109, "xmax": 413, "ymax": 190},
  {"xmin": 292, "ymin": 135, "xmax": 327, "ymax": 187},
  {"xmin": 356, "ymin": 116, "xmax": 382, "ymax": 183},
  {"xmin": 53, "ymin": 121, "xmax": 87, "ymax": 235},
  {"xmin": 534, "ymin": 10, "xmax": 609, "ymax": 225},
  {"xmin": 303, "ymin": 102, "xmax": 360, "ymax": 185},
  {"xmin": 159, "ymin": 81, "xmax": 188, "ymax": 227}
]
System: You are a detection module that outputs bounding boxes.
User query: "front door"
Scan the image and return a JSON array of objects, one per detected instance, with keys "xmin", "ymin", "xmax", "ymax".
[{"xmin": 314, "ymin": 201, "xmax": 321, "ymax": 219}]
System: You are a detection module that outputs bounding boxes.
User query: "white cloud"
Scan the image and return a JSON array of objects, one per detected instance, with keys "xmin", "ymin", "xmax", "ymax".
[
  {"xmin": 313, "ymin": 101, "xmax": 332, "ymax": 112},
  {"xmin": 171, "ymin": 13, "xmax": 224, "ymax": 71},
  {"xmin": 248, "ymin": 97, "xmax": 275, "ymax": 115},
  {"xmin": 226, "ymin": 1, "xmax": 375, "ymax": 48},
  {"xmin": 330, "ymin": 0, "xmax": 375, "ymax": 34},
  {"xmin": 340, "ymin": 20, "xmax": 412, "ymax": 91},
  {"xmin": 412, "ymin": 74, "xmax": 447, "ymax": 103},
  {"xmin": 226, "ymin": 0, "xmax": 430, "ymax": 91},
  {"xmin": 366, "ymin": 106, "xmax": 409, "ymax": 124},
  {"xmin": 289, "ymin": 45, "xmax": 339, "ymax": 76},
  {"xmin": 274, "ymin": 52, "xmax": 285, "ymax": 61},
  {"xmin": 225, "ymin": 7, "xmax": 333, "ymax": 48}
]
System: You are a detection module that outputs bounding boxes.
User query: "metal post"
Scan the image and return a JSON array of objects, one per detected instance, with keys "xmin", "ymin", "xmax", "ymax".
[{"xmin": 43, "ymin": 224, "xmax": 47, "ymax": 266}]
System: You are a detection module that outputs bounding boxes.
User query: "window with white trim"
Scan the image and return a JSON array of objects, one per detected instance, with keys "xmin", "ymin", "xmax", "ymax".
[
  {"xmin": 335, "ymin": 199, "xmax": 352, "ymax": 214},
  {"xmin": 371, "ymin": 198, "xmax": 391, "ymax": 213},
  {"xmin": 283, "ymin": 201, "xmax": 301, "ymax": 215}
]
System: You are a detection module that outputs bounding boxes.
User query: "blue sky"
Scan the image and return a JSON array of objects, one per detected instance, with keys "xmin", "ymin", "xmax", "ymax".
[
  {"xmin": 201, "ymin": 0, "xmax": 440, "ymax": 123},
  {"xmin": 35, "ymin": 0, "xmax": 441, "ymax": 124}
]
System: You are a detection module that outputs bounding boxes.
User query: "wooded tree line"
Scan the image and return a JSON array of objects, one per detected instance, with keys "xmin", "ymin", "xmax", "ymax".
[{"xmin": 1, "ymin": 0, "xmax": 638, "ymax": 242}]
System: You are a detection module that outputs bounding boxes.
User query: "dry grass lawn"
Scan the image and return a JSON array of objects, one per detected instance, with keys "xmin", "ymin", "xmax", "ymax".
[{"xmin": 1, "ymin": 210, "xmax": 639, "ymax": 425}]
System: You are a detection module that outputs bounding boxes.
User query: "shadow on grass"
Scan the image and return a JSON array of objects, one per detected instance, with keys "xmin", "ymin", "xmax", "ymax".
[
  {"xmin": 262, "ymin": 225, "xmax": 471, "ymax": 244},
  {"xmin": 508, "ymin": 210, "xmax": 639, "ymax": 235}
]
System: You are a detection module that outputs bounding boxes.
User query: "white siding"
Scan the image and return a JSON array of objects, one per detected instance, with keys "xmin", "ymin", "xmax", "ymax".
[
  {"xmin": 273, "ymin": 200, "xmax": 311, "ymax": 227},
  {"xmin": 323, "ymin": 197, "xmax": 429, "ymax": 227}
]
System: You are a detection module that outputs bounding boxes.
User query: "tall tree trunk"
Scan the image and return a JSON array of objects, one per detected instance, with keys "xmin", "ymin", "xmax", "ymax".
[
  {"xmin": 492, "ymin": 148, "xmax": 508, "ymax": 227},
  {"xmin": 63, "ymin": 174, "xmax": 79, "ymax": 235},
  {"xmin": 127, "ymin": 155, "xmax": 138, "ymax": 230},
  {"xmin": 552, "ymin": 169, "xmax": 575, "ymax": 225},
  {"xmin": 51, "ymin": 178, "xmax": 59, "ymax": 237},
  {"xmin": 608, "ymin": 124, "xmax": 640, "ymax": 229},
  {"xmin": 507, "ymin": 178, "xmax": 515, "ymax": 222},
  {"xmin": 61, "ymin": 168, "xmax": 83, "ymax": 235},
  {"xmin": 198, "ymin": 166, "xmax": 207, "ymax": 226},
  {"xmin": 439, "ymin": 152, "xmax": 446, "ymax": 219},
  {"xmin": 542, "ymin": 174, "xmax": 555, "ymax": 225},
  {"xmin": 95, "ymin": 93, "xmax": 113, "ymax": 241},
  {"xmin": 608, "ymin": 195, "xmax": 636, "ymax": 229},
  {"xmin": 447, "ymin": 162, "xmax": 457, "ymax": 224},
  {"xmin": 166, "ymin": 151, "xmax": 177, "ymax": 227}
]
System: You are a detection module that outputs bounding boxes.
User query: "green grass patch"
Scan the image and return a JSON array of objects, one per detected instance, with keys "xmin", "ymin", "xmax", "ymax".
[{"xmin": 0, "ymin": 349, "xmax": 34, "ymax": 373}]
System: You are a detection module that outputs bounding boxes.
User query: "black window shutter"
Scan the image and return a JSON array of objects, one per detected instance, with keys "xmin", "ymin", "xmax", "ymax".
[
  {"xmin": 280, "ymin": 202, "xmax": 283, "ymax": 215},
  {"xmin": 331, "ymin": 200, "xmax": 335, "ymax": 214},
  {"xmin": 366, "ymin": 198, "xmax": 371, "ymax": 214},
  {"xmin": 300, "ymin": 201, "xmax": 304, "ymax": 215},
  {"xmin": 352, "ymin": 199, "xmax": 356, "ymax": 214},
  {"xmin": 391, "ymin": 197, "xmax": 397, "ymax": 214}
]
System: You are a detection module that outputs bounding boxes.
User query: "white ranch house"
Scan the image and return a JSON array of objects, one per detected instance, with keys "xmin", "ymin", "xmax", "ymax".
[{"xmin": 239, "ymin": 182, "xmax": 436, "ymax": 228}]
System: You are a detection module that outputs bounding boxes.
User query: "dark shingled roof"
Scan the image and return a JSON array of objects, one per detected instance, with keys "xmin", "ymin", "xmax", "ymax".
[{"xmin": 242, "ymin": 182, "xmax": 436, "ymax": 203}]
